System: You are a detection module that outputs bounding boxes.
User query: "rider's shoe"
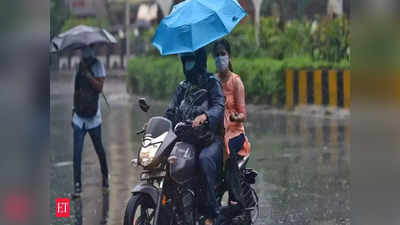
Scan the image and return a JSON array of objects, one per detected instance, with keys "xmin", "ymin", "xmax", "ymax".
[
  {"xmin": 71, "ymin": 183, "xmax": 81, "ymax": 199},
  {"xmin": 71, "ymin": 188, "xmax": 81, "ymax": 199}
]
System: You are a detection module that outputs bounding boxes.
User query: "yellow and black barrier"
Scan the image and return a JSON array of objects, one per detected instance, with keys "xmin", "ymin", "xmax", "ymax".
[{"xmin": 285, "ymin": 69, "xmax": 350, "ymax": 109}]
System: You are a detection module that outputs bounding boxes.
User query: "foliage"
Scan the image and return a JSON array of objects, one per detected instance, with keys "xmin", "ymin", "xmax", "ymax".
[
  {"xmin": 224, "ymin": 20, "xmax": 258, "ymax": 58},
  {"xmin": 50, "ymin": 0, "xmax": 70, "ymax": 37},
  {"xmin": 312, "ymin": 17, "xmax": 350, "ymax": 62},
  {"xmin": 61, "ymin": 17, "xmax": 110, "ymax": 32},
  {"xmin": 190, "ymin": 16, "xmax": 350, "ymax": 62},
  {"xmin": 141, "ymin": 28, "xmax": 159, "ymax": 56},
  {"xmin": 137, "ymin": 16, "xmax": 350, "ymax": 63},
  {"xmin": 127, "ymin": 16, "xmax": 350, "ymax": 105},
  {"xmin": 281, "ymin": 19, "xmax": 314, "ymax": 58},
  {"xmin": 233, "ymin": 57, "xmax": 285, "ymax": 104},
  {"xmin": 127, "ymin": 56, "xmax": 349, "ymax": 106},
  {"xmin": 127, "ymin": 56, "xmax": 184, "ymax": 99},
  {"xmin": 283, "ymin": 56, "xmax": 350, "ymax": 69},
  {"xmin": 258, "ymin": 17, "xmax": 284, "ymax": 58}
]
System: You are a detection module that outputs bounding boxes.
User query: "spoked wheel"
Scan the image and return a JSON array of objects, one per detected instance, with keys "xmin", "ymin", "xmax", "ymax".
[
  {"xmin": 249, "ymin": 187, "xmax": 259, "ymax": 225},
  {"xmin": 123, "ymin": 194, "xmax": 156, "ymax": 225},
  {"xmin": 233, "ymin": 188, "xmax": 259, "ymax": 225}
]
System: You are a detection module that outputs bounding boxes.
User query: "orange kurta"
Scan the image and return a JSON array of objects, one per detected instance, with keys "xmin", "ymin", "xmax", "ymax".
[{"xmin": 218, "ymin": 72, "xmax": 250, "ymax": 157}]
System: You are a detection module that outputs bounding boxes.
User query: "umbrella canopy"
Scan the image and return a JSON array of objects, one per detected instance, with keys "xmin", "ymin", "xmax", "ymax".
[
  {"xmin": 152, "ymin": 0, "xmax": 246, "ymax": 56},
  {"xmin": 50, "ymin": 25, "xmax": 117, "ymax": 53}
]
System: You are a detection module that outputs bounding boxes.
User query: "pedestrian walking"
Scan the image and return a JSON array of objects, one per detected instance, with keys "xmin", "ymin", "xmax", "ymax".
[{"xmin": 71, "ymin": 45, "xmax": 109, "ymax": 198}]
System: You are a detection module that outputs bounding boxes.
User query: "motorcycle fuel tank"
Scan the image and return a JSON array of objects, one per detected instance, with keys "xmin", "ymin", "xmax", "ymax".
[{"xmin": 168, "ymin": 142, "xmax": 197, "ymax": 185}]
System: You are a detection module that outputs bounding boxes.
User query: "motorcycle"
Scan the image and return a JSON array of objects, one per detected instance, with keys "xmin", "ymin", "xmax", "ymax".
[{"xmin": 123, "ymin": 98, "xmax": 259, "ymax": 225}]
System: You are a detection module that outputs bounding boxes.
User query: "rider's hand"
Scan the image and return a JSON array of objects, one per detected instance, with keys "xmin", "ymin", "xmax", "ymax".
[
  {"xmin": 192, "ymin": 114, "xmax": 207, "ymax": 128},
  {"xmin": 229, "ymin": 112, "xmax": 239, "ymax": 122},
  {"xmin": 84, "ymin": 67, "xmax": 93, "ymax": 79}
]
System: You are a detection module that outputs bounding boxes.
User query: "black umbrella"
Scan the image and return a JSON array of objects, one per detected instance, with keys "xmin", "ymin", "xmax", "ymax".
[{"xmin": 50, "ymin": 25, "xmax": 117, "ymax": 53}]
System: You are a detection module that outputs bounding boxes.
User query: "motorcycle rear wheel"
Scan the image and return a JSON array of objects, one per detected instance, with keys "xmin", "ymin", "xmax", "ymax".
[
  {"xmin": 123, "ymin": 194, "xmax": 156, "ymax": 225},
  {"xmin": 249, "ymin": 187, "xmax": 259, "ymax": 225}
]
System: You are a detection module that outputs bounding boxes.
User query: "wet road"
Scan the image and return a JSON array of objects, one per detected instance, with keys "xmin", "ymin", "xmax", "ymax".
[{"xmin": 51, "ymin": 75, "xmax": 350, "ymax": 225}]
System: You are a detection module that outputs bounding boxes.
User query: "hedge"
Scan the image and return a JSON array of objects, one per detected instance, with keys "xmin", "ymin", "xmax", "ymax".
[
  {"xmin": 141, "ymin": 17, "xmax": 350, "ymax": 63},
  {"xmin": 127, "ymin": 56, "xmax": 350, "ymax": 106}
]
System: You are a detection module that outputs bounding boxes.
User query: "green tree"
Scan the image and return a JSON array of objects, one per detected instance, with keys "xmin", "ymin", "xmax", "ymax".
[
  {"xmin": 61, "ymin": 17, "xmax": 110, "ymax": 32},
  {"xmin": 50, "ymin": 0, "xmax": 70, "ymax": 38}
]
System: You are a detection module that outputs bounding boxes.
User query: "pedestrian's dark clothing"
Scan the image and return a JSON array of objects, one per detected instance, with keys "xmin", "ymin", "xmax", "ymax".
[
  {"xmin": 73, "ymin": 124, "xmax": 109, "ymax": 191},
  {"xmin": 72, "ymin": 53, "xmax": 108, "ymax": 193}
]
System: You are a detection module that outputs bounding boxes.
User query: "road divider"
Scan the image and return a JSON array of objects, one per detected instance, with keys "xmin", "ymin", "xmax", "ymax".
[{"xmin": 285, "ymin": 69, "xmax": 351, "ymax": 109}]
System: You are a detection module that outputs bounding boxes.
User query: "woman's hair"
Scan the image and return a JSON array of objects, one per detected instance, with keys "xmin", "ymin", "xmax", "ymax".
[{"xmin": 212, "ymin": 39, "xmax": 233, "ymax": 72}]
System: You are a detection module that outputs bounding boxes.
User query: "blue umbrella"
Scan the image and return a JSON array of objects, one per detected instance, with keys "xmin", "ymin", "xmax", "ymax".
[{"xmin": 152, "ymin": 0, "xmax": 246, "ymax": 55}]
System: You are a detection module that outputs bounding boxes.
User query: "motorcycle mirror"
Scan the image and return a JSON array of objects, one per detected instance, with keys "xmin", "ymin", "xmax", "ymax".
[{"xmin": 138, "ymin": 98, "xmax": 150, "ymax": 112}]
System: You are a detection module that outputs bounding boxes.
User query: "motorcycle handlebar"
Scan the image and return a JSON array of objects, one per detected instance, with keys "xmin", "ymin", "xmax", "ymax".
[
  {"xmin": 174, "ymin": 119, "xmax": 208, "ymax": 131},
  {"xmin": 136, "ymin": 129, "xmax": 145, "ymax": 135},
  {"xmin": 136, "ymin": 118, "xmax": 209, "ymax": 135},
  {"xmin": 184, "ymin": 119, "xmax": 208, "ymax": 126}
]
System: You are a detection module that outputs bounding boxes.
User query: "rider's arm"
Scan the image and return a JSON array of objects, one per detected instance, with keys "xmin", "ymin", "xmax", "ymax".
[
  {"xmin": 85, "ymin": 61, "xmax": 105, "ymax": 93},
  {"xmin": 204, "ymin": 78, "xmax": 225, "ymax": 132},
  {"xmin": 86, "ymin": 74, "xmax": 104, "ymax": 93}
]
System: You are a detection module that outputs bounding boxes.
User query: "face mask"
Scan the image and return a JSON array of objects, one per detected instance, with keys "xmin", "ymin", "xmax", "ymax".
[
  {"xmin": 181, "ymin": 57, "xmax": 198, "ymax": 84},
  {"xmin": 180, "ymin": 48, "xmax": 208, "ymax": 85},
  {"xmin": 215, "ymin": 55, "xmax": 229, "ymax": 72},
  {"xmin": 184, "ymin": 67, "xmax": 197, "ymax": 84},
  {"xmin": 184, "ymin": 60, "xmax": 196, "ymax": 72}
]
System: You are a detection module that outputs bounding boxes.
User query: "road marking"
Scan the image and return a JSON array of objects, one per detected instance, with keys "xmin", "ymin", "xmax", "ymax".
[{"xmin": 54, "ymin": 161, "xmax": 73, "ymax": 167}]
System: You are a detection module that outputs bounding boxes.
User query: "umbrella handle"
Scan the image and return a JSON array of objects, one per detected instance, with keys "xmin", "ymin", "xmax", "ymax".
[{"xmin": 102, "ymin": 92, "xmax": 111, "ymax": 112}]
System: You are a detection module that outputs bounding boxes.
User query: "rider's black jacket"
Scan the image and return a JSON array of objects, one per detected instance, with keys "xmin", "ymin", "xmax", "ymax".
[
  {"xmin": 165, "ymin": 76, "xmax": 224, "ymax": 136},
  {"xmin": 164, "ymin": 48, "xmax": 224, "ymax": 136}
]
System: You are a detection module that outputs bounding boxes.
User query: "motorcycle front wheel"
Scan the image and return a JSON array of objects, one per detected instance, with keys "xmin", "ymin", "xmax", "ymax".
[{"xmin": 123, "ymin": 194, "xmax": 156, "ymax": 225}]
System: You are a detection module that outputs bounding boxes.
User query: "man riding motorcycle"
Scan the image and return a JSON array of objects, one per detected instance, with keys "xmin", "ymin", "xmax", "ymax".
[{"xmin": 164, "ymin": 47, "xmax": 224, "ymax": 225}]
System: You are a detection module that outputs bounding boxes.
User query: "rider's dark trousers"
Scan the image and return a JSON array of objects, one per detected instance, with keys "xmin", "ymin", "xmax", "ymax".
[{"xmin": 198, "ymin": 138, "xmax": 223, "ymax": 219}]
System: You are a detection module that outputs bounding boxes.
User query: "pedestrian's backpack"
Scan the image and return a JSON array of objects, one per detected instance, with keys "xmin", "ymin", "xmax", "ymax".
[{"xmin": 73, "ymin": 60, "xmax": 99, "ymax": 118}]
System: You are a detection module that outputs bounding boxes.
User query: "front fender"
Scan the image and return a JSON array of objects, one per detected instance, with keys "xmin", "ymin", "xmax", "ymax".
[{"xmin": 131, "ymin": 183, "xmax": 160, "ymax": 205}]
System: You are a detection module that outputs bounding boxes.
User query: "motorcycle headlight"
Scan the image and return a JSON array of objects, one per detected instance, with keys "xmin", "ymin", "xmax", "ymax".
[
  {"xmin": 138, "ymin": 132, "xmax": 168, "ymax": 167},
  {"xmin": 139, "ymin": 143, "xmax": 162, "ymax": 167}
]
